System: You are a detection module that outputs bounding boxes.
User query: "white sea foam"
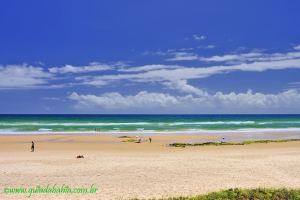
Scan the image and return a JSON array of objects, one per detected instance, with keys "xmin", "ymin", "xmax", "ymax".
[
  {"xmin": 38, "ymin": 128, "xmax": 53, "ymax": 131},
  {"xmin": 169, "ymin": 121, "xmax": 256, "ymax": 125},
  {"xmin": 1, "ymin": 127, "xmax": 300, "ymax": 135},
  {"xmin": 258, "ymin": 121, "xmax": 300, "ymax": 125},
  {"xmin": 0, "ymin": 121, "xmax": 259, "ymax": 126},
  {"xmin": 0, "ymin": 128, "xmax": 19, "ymax": 132}
]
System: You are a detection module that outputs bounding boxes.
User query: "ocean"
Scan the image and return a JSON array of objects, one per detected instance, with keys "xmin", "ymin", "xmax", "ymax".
[{"xmin": 1, "ymin": 114, "xmax": 300, "ymax": 134}]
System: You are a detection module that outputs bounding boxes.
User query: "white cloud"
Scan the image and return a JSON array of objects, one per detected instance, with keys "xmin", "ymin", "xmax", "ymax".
[
  {"xmin": 163, "ymin": 80, "xmax": 208, "ymax": 96},
  {"xmin": 196, "ymin": 45, "xmax": 216, "ymax": 49},
  {"xmin": 202, "ymin": 51, "xmax": 300, "ymax": 63},
  {"xmin": 193, "ymin": 34, "xmax": 206, "ymax": 41},
  {"xmin": 119, "ymin": 64, "xmax": 182, "ymax": 72},
  {"xmin": 199, "ymin": 52, "xmax": 264, "ymax": 62},
  {"xmin": 287, "ymin": 81, "xmax": 300, "ymax": 90},
  {"xmin": 165, "ymin": 52, "xmax": 198, "ymax": 61},
  {"xmin": 165, "ymin": 48, "xmax": 300, "ymax": 63},
  {"xmin": 205, "ymin": 45, "xmax": 216, "ymax": 49},
  {"xmin": 174, "ymin": 47, "xmax": 194, "ymax": 51},
  {"xmin": 68, "ymin": 89, "xmax": 300, "ymax": 113},
  {"xmin": 289, "ymin": 82, "xmax": 300, "ymax": 85},
  {"xmin": 42, "ymin": 97, "xmax": 60, "ymax": 101},
  {"xmin": 294, "ymin": 45, "xmax": 300, "ymax": 51},
  {"xmin": 77, "ymin": 77, "xmax": 110, "ymax": 87},
  {"xmin": 80, "ymin": 58, "xmax": 300, "ymax": 88},
  {"xmin": 69, "ymin": 91, "xmax": 178, "ymax": 110},
  {"xmin": 2, "ymin": 46, "xmax": 300, "ymax": 97},
  {"xmin": 0, "ymin": 64, "xmax": 52, "ymax": 89},
  {"xmin": 49, "ymin": 62, "xmax": 114, "ymax": 74}
]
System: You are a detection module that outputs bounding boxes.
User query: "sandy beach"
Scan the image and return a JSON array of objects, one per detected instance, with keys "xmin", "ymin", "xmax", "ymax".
[{"xmin": 0, "ymin": 134, "xmax": 300, "ymax": 200}]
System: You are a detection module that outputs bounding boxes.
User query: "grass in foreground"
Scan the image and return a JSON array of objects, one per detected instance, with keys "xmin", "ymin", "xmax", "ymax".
[
  {"xmin": 131, "ymin": 188, "xmax": 300, "ymax": 200},
  {"xmin": 169, "ymin": 139, "xmax": 300, "ymax": 148}
]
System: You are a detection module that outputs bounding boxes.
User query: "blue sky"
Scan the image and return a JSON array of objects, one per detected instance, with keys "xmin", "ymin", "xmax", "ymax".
[{"xmin": 1, "ymin": 0, "xmax": 300, "ymax": 114}]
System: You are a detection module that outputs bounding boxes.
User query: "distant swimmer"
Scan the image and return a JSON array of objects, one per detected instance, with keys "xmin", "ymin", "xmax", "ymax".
[{"xmin": 31, "ymin": 141, "xmax": 35, "ymax": 152}]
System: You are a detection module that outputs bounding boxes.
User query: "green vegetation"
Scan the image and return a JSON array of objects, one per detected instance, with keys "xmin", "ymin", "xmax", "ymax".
[
  {"xmin": 131, "ymin": 188, "xmax": 300, "ymax": 200},
  {"xmin": 122, "ymin": 138, "xmax": 138, "ymax": 143},
  {"xmin": 118, "ymin": 136, "xmax": 141, "ymax": 143},
  {"xmin": 170, "ymin": 141, "xmax": 242, "ymax": 147},
  {"xmin": 118, "ymin": 135, "xmax": 134, "ymax": 138},
  {"xmin": 243, "ymin": 139, "xmax": 300, "ymax": 144},
  {"xmin": 169, "ymin": 139, "xmax": 300, "ymax": 148}
]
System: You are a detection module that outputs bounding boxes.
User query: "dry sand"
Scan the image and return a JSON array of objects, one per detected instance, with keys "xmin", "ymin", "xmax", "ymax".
[{"xmin": 0, "ymin": 134, "xmax": 300, "ymax": 199}]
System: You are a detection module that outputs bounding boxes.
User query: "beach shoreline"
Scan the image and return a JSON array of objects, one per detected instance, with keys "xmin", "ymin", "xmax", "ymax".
[
  {"xmin": 0, "ymin": 134, "xmax": 300, "ymax": 199},
  {"xmin": 1, "ymin": 129, "xmax": 300, "ymax": 143}
]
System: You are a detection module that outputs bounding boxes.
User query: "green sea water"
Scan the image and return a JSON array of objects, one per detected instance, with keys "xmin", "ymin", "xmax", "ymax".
[{"xmin": 1, "ymin": 114, "xmax": 300, "ymax": 134}]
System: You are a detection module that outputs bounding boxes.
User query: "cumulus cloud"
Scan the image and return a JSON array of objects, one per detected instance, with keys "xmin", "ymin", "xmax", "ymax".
[
  {"xmin": 68, "ymin": 89, "xmax": 300, "ymax": 113},
  {"xmin": 69, "ymin": 91, "xmax": 178, "ymax": 110},
  {"xmin": 163, "ymin": 80, "xmax": 208, "ymax": 96},
  {"xmin": 49, "ymin": 62, "xmax": 116, "ymax": 74},
  {"xmin": 0, "ymin": 64, "xmax": 52, "ymax": 89}
]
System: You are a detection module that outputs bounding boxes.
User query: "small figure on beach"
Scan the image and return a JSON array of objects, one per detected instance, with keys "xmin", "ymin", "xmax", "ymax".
[
  {"xmin": 31, "ymin": 141, "xmax": 35, "ymax": 152},
  {"xmin": 76, "ymin": 155, "xmax": 84, "ymax": 159},
  {"xmin": 221, "ymin": 137, "xmax": 225, "ymax": 143},
  {"xmin": 149, "ymin": 137, "xmax": 152, "ymax": 143}
]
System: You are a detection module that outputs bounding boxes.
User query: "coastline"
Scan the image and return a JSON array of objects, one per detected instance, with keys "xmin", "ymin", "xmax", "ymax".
[{"xmin": 1, "ymin": 129, "xmax": 300, "ymax": 144}]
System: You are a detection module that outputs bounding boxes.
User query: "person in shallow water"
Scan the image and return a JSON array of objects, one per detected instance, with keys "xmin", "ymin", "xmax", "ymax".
[{"xmin": 31, "ymin": 141, "xmax": 34, "ymax": 152}]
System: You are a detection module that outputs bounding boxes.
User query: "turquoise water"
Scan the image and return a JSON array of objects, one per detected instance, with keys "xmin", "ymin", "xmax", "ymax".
[{"xmin": 1, "ymin": 115, "xmax": 300, "ymax": 134}]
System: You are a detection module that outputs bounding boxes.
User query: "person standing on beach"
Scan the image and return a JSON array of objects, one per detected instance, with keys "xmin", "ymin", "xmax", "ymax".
[
  {"xmin": 149, "ymin": 138, "xmax": 152, "ymax": 143},
  {"xmin": 31, "ymin": 141, "xmax": 35, "ymax": 152}
]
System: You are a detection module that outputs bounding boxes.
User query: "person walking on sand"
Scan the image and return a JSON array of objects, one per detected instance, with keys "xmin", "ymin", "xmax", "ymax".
[
  {"xmin": 149, "ymin": 137, "xmax": 152, "ymax": 143},
  {"xmin": 31, "ymin": 141, "xmax": 35, "ymax": 152}
]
